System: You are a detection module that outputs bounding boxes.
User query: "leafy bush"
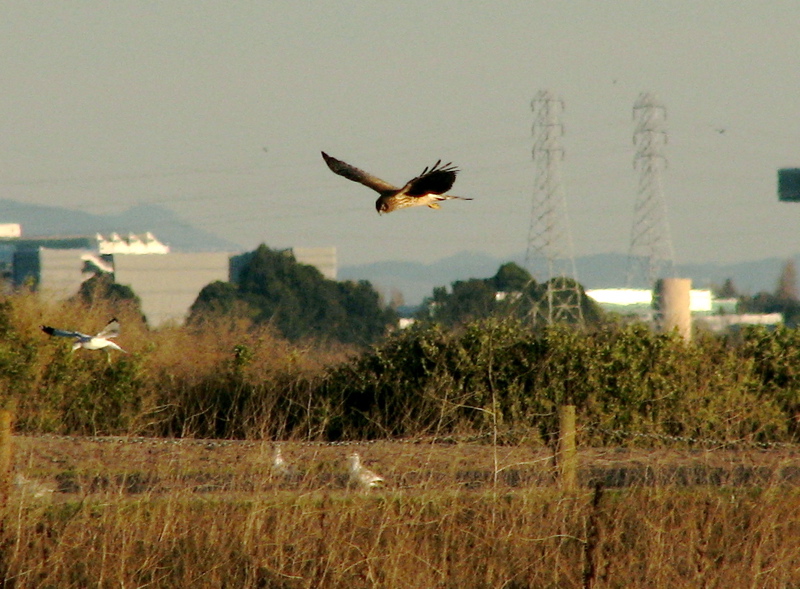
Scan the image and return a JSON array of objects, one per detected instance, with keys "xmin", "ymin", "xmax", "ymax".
[{"xmin": 317, "ymin": 319, "xmax": 790, "ymax": 444}]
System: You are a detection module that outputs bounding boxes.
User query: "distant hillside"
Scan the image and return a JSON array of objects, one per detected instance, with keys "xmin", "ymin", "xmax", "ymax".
[
  {"xmin": 0, "ymin": 199, "xmax": 241, "ymax": 251},
  {"xmin": 342, "ymin": 252, "xmax": 796, "ymax": 306}
]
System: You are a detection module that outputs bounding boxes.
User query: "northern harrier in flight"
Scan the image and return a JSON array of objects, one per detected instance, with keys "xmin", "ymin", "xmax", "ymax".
[{"xmin": 321, "ymin": 151, "xmax": 472, "ymax": 214}]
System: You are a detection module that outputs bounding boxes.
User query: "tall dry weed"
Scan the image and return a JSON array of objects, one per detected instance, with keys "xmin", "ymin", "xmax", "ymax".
[{"xmin": 1, "ymin": 484, "xmax": 798, "ymax": 588}]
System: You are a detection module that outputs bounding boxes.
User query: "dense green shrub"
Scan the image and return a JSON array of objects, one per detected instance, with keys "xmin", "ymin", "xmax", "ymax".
[
  {"xmin": 737, "ymin": 325, "xmax": 800, "ymax": 438},
  {"xmin": 317, "ymin": 319, "xmax": 790, "ymax": 444}
]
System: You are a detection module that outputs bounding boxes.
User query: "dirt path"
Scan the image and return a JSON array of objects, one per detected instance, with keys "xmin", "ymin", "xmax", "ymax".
[{"xmin": 9, "ymin": 435, "xmax": 800, "ymax": 496}]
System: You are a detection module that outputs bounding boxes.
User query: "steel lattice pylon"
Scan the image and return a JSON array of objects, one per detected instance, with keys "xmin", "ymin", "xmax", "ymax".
[
  {"xmin": 524, "ymin": 90, "xmax": 583, "ymax": 326},
  {"xmin": 626, "ymin": 92, "xmax": 676, "ymax": 288}
]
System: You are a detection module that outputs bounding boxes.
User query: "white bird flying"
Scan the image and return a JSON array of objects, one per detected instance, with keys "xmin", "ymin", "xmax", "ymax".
[
  {"xmin": 40, "ymin": 317, "xmax": 127, "ymax": 355},
  {"xmin": 348, "ymin": 452, "xmax": 385, "ymax": 490}
]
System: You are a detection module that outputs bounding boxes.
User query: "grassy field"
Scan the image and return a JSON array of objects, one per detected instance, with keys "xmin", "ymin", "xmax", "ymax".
[
  {"xmin": 1, "ymin": 436, "xmax": 799, "ymax": 588},
  {"xmin": 3, "ymin": 295, "xmax": 800, "ymax": 586}
]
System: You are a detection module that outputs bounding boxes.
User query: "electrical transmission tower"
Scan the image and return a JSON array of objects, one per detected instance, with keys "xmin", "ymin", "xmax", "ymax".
[
  {"xmin": 626, "ymin": 92, "xmax": 676, "ymax": 288},
  {"xmin": 524, "ymin": 90, "xmax": 583, "ymax": 325}
]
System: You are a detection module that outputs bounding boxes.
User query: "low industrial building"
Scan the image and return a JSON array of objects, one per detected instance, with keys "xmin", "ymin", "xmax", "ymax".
[
  {"xmin": 586, "ymin": 288, "xmax": 780, "ymax": 331},
  {"xmin": 1, "ymin": 226, "xmax": 337, "ymax": 327}
]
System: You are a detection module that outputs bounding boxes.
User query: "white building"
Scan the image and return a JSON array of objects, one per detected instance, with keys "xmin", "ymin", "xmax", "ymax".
[
  {"xmin": 9, "ymin": 229, "xmax": 338, "ymax": 328},
  {"xmin": 96, "ymin": 232, "xmax": 170, "ymax": 255},
  {"xmin": 292, "ymin": 247, "xmax": 337, "ymax": 280},
  {"xmin": 113, "ymin": 252, "xmax": 230, "ymax": 326},
  {"xmin": 697, "ymin": 313, "xmax": 783, "ymax": 332},
  {"xmin": 586, "ymin": 288, "xmax": 714, "ymax": 314},
  {"xmin": 0, "ymin": 224, "xmax": 21, "ymax": 238}
]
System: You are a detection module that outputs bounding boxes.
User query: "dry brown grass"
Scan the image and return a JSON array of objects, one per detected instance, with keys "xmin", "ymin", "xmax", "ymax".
[
  {"xmin": 2, "ymin": 482, "xmax": 799, "ymax": 588},
  {"xmin": 4, "ymin": 292, "xmax": 354, "ymax": 438},
  {"xmin": 2, "ymin": 437, "xmax": 800, "ymax": 588}
]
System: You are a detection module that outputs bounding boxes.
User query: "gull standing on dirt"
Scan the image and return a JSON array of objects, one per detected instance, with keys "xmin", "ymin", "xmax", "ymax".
[
  {"xmin": 348, "ymin": 452, "xmax": 385, "ymax": 491},
  {"xmin": 14, "ymin": 473, "xmax": 55, "ymax": 500},
  {"xmin": 40, "ymin": 317, "xmax": 127, "ymax": 357},
  {"xmin": 272, "ymin": 446, "xmax": 292, "ymax": 476}
]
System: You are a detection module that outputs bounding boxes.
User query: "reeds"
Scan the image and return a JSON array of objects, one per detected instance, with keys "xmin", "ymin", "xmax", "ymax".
[
  {"xmin": 1, "ymin": 483, "xmax": 798, "ymax": 588},
  {"xmin": 2, "ymin": 438, "xmax": 798, "ymax": 588}
]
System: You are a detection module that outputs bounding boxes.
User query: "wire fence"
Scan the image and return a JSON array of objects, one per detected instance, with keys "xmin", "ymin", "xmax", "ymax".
[{"xmin": 17, "ymin": 424, "xmax": 800, "ymax": 451}]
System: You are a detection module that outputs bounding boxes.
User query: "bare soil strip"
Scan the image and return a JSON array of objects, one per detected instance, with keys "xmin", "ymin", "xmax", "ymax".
[{"xmin": 9, "ymin": 435, "xmax": 800, "ymax": 497}]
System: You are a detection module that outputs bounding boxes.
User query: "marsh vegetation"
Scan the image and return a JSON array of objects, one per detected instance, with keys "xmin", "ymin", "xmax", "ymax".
[{"xmin": 1, "ymin": 292, "xmax": 799, "ymax": 586}]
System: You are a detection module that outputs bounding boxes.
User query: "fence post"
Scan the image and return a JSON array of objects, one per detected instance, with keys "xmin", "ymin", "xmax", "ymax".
[
  {"xmin": 0, "ymin": 410, "xmax": 12, "ymax": 507},
  {"xmin": 557, "ymin": 404, "xmax": 577, "ymax": 492}
]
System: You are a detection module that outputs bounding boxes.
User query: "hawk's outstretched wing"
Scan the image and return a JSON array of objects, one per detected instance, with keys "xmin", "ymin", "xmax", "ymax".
[
  {"xmin": 321, "ymin": 152, "xmax": 398, "ymax": 195},
  {"xmin": 404, "ymin": 160, "xmax": 459, "ymax": 197}
]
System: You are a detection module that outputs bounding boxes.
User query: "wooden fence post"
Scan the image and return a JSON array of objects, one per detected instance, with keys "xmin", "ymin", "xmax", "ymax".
[
  {"xmin": 0, "ymin": 410, "xmax": 13, "ymax": 507},
  {"xmin": 557, "ymin": 404, "xmax": 577, "ymax": 492}
]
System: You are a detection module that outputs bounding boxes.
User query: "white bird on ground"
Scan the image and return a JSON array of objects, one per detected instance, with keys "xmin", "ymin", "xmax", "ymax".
[
  {"xmin": 348, "ymin": 452, "xmax": 385, "ymax": 491},
  {"xmin": 14, "ymin": 473, "xmax": 55, "ymax": 499},
  {"xmin": 40, "ymin": 317, "xmax": 127, "ymax": 355},
  {"xmin": 272, "ymin": 446, "xmax": 292, "ymax": 476}
]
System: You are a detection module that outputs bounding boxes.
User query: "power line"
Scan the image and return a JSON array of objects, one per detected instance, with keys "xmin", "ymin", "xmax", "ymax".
[
  {"xmin": 525, "ymin": 90, "xmax": 583, "ymax": 326},
  {"xmin": 626, "ymin": 92, "xmax": 676, "ymax": 288}
]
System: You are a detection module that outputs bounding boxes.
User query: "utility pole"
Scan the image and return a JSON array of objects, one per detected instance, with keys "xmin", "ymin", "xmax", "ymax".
[
  {"xmin": 525, "ymin": 90, "xmax": 583, "ymax": 325},
  {"xmin": 627, "ymin": 92, "xmax": 676, "ymax": 288}
]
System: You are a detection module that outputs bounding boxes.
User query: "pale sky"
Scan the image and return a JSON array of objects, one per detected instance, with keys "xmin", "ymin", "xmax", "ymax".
[{"xmin": 1, "ymin": 2, "xmax": 798, "ymax": 268}]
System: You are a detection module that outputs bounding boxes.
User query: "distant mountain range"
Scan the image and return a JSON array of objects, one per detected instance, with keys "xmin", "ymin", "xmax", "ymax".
[
  {"xmin": 340, "ymin": 251, "xmax": 797, "ymax": 306},
  {"xmin": 0, "ymin": 199, "xmax": 240, "ymax": 251}
]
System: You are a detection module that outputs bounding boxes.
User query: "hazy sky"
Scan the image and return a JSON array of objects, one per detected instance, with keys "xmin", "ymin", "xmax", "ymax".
[{"xmin": 1, "ymin": 2, "xmax": 799, "ymax": 270}]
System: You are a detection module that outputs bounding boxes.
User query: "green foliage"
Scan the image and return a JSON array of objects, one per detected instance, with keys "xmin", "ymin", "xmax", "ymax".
[
  {"xmin": 18, "ymin": 344, "xmax": 146, "ymax": 435},
  {"xmin": 739, "ymin": 291, "xmax": 800, "ymax": 327},
  {"xmin": 492, "ymin": 262, "xmax": 532, "ymax": 292},
  {"xmin": 737, "ymin": 325, "xmax": 800, "ymax": 438},
  {"xmin": 318, "ymin": 319, "xmax": 790, "ymax": 444},
  {"xmin": 775, "ymin": 259, "xmax": 799, "ymax": 301},
  {"xmin": 715, "ymin": 277, "xmax": 738, "ymax": 298},
  {"xmin": 417, "ymin": 263, "xmax": 605, "ymax": 327},
  {"xmin": 76, "ymin": 273, "xmax": 142, "ymax": 310},
  {"xmin": 189, "ymin": 245, "xmax": 396, "ymax": 346},
  {"xmin": 190, "ymin": 281, "xmax": 254, "ymax": 321}
]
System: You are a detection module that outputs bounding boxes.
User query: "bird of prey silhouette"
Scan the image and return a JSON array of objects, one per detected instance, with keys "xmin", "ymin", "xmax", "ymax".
[
  {"xmin": 40, "ymin": 317, "xmax": 127, "ymax": 356},
  {"xmin": 321, "ymin": 151, "xmax": 472, "ymax": 214}
]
